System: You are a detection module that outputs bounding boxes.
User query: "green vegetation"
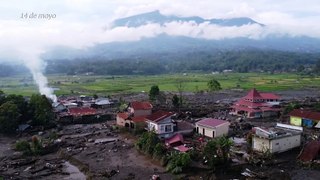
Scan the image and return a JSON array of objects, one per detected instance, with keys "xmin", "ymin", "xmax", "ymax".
[
  {"xmin": 203, "ymin": 136, "xmax": 233, "ymax": 170},
  {"xmin": 166, "ymin": 152, "xmax": 191, "ymax": 174},
  {"xmin": 207, "ymin": 78, "xmax": 221, "ymax": 91},
  {"xmin": 1, "ymin": 73, "xmax": 320, "ymax": 96},
  {"xmin": 29, "ymin": 94, "xmax": 54, "ymax": 126},
  {"xmin": 172, "ymin": 94, "xmax": 181, "ymax": 109},
  {"xmin": 0, "ymin": 91, "xmax": 55, "ymax": 134},
  {"xmin": 0, "ymin": 101, "xmax": 21, "ymax": 134},
  {"xmin": 149, "ymin": 85, "xmax": 160, "ymax": 101},
  {"xmin": 15, "ymin": 136, "xmax": 44, "ymax": 156}
]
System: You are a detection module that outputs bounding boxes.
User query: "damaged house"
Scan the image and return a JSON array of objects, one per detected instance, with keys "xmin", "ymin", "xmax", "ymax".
[{"xmin": 252, "ymin": 123, "xmax": 302, "ymax": 153}]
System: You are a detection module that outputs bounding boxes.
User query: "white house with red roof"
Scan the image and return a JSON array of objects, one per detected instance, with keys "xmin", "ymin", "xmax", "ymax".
[
  {"xmin": 196, "ymin": 118, "xmax": 230, "ymax": 138},
  {"xmin": 146, "ymin": 110, "xmax": 176, "ymax": 138},
  {"xmin": 230, "ymin": 88, "xmax": 281, "ymax": 118}
]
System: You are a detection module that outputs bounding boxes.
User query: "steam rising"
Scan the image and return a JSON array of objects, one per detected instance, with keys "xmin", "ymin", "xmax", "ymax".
[{"xmin": 19, "ymin": 51, "xmax": 57, "ymax": 102}]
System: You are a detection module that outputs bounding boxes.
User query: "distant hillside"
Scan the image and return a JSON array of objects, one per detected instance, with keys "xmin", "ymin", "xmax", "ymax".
[{"xmin": 113, "ymin": 10, "xmax": 264, "ymax": 27}]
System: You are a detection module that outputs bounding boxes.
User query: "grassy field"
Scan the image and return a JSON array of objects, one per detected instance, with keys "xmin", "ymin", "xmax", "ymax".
[{"xmin": 1, "ymin": 73, "xmax": 320, "ymax": 96}]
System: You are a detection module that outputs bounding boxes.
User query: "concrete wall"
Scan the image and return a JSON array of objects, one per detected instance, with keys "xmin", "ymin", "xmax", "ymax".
[
  {"xmin": 195, "ymin": 123, "xmax": 229, "ymax": 138},
  {"xmin": 253, "ymin": 134, "xmax": 301, "ymax": 153},
  {"xmin": 252, "ymin": 136, "xmax": 270, "ymax": 152},
  {"xmin": 269, "ymin": 135, "xmax": 301, "ymax": 153}
]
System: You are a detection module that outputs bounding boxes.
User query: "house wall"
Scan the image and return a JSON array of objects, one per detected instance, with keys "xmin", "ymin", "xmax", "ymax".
[
  {"xmin": 290, "ymin": 116, "xmax": 302, "ymax": 126},
  {"xmin": 252, "ymin": 136, "xmax": 270, "ymax": 152},
  {"xmin": 253, "ymin": 134, "xmax": 301, "ymax": 153},
  {"xmin": 302, "ymin": 118, "xmax": 314, "ymax": 127},
  {"xmin": 195, "ymin": 123, "xmax": 229, "ymax": 138},
  {"xmin": 269, "ymin": 135, "xmax": 301, "ymax": 153},
  {"xmin": 147, "ymin": 117, "xmax": 174, "ymax": 135},
  {"xmin": 116, "ymin": 116, "xmax": 126, "ymax": 127}
]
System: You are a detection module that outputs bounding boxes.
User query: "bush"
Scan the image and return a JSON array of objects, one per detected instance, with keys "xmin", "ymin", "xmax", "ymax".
[
  {"xmin": 166, "ymin": 152, "xmax": 191, "ymax": 174},
  {"xmin": 15, "ymin": 140, "xmax": 31, "ymax": 155}
]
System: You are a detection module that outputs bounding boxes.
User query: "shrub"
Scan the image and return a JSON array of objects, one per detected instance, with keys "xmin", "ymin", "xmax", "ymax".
[{"xmin": 15, "ymin": 140, "xmax": 31, "ymax": 155}]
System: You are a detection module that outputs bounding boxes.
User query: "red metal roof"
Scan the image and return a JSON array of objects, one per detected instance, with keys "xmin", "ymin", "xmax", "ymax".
[
  {"xmin": 165, "ymin": 133, "xmax": 184, "ymax": 146},
  {"xmin": 117, "ymin": 112, "xmax": 129, "ymax": 119},
  {"xmin": 260, "ymin": 93, "xmax": 280, "ymax": 100},
  {"xmin": 235, "ymin": 99, "xmax": 265, "ymax": 108},
  {"xmin": 196, "ymin": 118, "xmax": 229, "ymax": 128},
  {"xmin": 174, "ymin": 145, "xmax": 189, "ymax": 152},
  {"xmin": 130, "ymin": 101, "xmax": 153, "ymax": 110},
  {"xmin": 231, "ymin": 105, "xmax": 261, "ymax": 113},
  {"xmin": 289, "ymin": 109, "xmax": 320, "ymax": 121},
  {"xmin": 146, "ymin": 110, "xmax": 174, "ymax": 122},
  {"xmin": 131, "ymin": 116, "xmax": 147, "ymax": 123},
  {"xmin": 243, "ymin": 88, "xmax": 263, "ymax": 100},
  {"xmin": 243, "ymin": 88, "xmax": 280, "ymax": 100},
  {"xmin": 298, "ymin": 140, "xmax": 320, "ymax": 162},
  {"xmin": 68, "ymin": 107, "xmax": 97, "ymax": 116}
]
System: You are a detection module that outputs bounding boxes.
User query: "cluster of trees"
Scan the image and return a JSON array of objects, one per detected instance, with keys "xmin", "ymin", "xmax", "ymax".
[
  {"xmin": 135, "ymin": 131, "xmax": 192, "ymax": 174},
  {"xmin": 43, "ymin": 50, "xmax": 320, "ymax": 76},
  {"xmin": 203, "ymin": 136, "xmax": 233, "ymax": 170},
  {"xmin": 0, "ymin": 90, "xmax": 54, "ymax": 134}
]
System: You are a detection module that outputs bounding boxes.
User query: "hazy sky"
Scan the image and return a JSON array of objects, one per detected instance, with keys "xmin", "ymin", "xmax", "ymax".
[{"xmin": 0, "ymin": 0, "xmax": 320, "ymax": 62}]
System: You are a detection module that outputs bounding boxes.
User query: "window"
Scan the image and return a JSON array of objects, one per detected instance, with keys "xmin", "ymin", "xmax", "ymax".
[
  {"xmin": 160, "ymin": 125, "xmax": 165, "ymax": 132},
  {"xmin": 165, "ymin": 125, "xmax": 172, "ymax": 132}
]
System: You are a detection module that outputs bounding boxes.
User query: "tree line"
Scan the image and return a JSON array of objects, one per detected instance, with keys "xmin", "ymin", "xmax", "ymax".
[
  {"xmin": 0, "ymin": 90, "xmax": 54, "ymax": 134},
  {"xmin": 44, "ymin": 50, "xmax": 320, "ymax": 75}
]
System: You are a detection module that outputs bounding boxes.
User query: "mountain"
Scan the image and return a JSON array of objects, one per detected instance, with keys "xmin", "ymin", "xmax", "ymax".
[
  {"xmin": 113, "ymin": 10, "xmax": 264, "ymax": 27},
  {"xmin": 43, "ymin": 10, "xmax": 320, "ymax": 60}
]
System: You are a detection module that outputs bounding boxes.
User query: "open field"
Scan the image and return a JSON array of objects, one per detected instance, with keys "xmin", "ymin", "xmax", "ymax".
[{"xmin": 1, "ymin": 73, "xmax": 320, "ymax": 96}]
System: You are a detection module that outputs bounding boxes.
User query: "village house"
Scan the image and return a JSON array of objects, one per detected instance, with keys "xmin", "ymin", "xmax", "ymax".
[
  {"xmin": 252, "ymin": 123, "xmax": 302, "ymax": 153},
  {"xmin": 146, "ymin": 110, "xmax": 176, "ymax": 138},
  {"xmin": 288, "ymin": 109, "xmax": 320, "ymax": 128},
  {"xmin": 195, "ymin": 118, "xmax": 230, "ymax": 138},
  {"xmin": 128, "ymin": 101, "xmax": 153, "ymax": 116},
  {"xmin": 116, "ymin": 101, "xmax": 153, "ymax": 128},
  {"xmin": 230, "ymin": 88, "xmax": 281, "ymax": 118}
]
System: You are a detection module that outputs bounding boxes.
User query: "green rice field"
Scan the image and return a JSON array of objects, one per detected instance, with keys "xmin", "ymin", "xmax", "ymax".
[{"xmin": 1, "ymin": 73, "xmax": 320, "ymax": 96}]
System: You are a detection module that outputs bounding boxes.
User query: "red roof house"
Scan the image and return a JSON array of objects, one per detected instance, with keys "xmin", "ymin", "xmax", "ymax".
[
  {"xmin": 68, "ymin": 107, "xmax": 97, "ymax": 117},
  {"xmin": 146, "ymin": 110, "xmax": 176, "ymax": 137},
  {"xmin": 128, "ymin": 101, "xmax": 153, "ymax": 117},
  {"xmin": 231, "ymin": 88, "xmax": 281, "ymax": 118}
]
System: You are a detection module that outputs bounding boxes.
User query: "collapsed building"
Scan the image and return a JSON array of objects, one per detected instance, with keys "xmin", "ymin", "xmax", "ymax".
[{"xmin": 252, "ymin": 123, "xmax": 303, "ymax": 153}]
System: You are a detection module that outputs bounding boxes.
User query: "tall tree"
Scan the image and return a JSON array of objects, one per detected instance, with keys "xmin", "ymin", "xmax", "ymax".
[
  {"xmin": 149, "ymin": 85, "xmax": 160, "ymax": 101},
  {"xmin": 207, "ymin": 78, "xmax": 222, "ymax": 92},
  {"xmin": 4, "ymin": 94, "xmax": 29, "ymax": 124},
  {"xmin": 0, "ymin": 101, "xmax": 21, "ymax": 134},
  {"xmin": 29, "ymin": 94, "xmax": 54, "ymax": 126},
  {"xmin": 172, "ymin": 94, "xmax": 181, "ymax": 109}
]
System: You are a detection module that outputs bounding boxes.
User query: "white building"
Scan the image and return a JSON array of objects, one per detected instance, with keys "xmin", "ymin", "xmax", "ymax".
[
  {"xmin": 146, "ymin": 110, "xmax": 176, "ymax": 138},
  {"xmin": 252, "ymin": 123, "xmax": 303, "ymax": 153},
  {"xmin": 195, "ymin": 118, "xmax": 230, "ymax": 138}
]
